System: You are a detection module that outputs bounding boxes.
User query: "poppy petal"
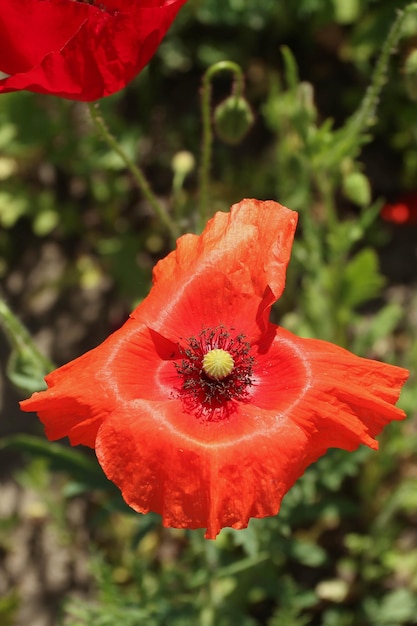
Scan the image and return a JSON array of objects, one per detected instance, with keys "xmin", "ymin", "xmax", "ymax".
[
  {"xmin": 0, "ymin": 0, "xmax": 188, "ymax": 101},
  {"xmin": 94, "ymin": 399, "xmax": 316, "ymax": 538},
  {"xmin": 132, "ymin": 199, "xmax": 298, "ymax": 343},
  {"xmin": 253, "ymin": 326, "xmax": 408, "ymax": 451},
  {"xmin": 19, "ymin": 321, "xmax": 146, "ymax": 447},
  {"xmin": 381, "ymin": 191, "xmax": 417, "ymax": 225}
]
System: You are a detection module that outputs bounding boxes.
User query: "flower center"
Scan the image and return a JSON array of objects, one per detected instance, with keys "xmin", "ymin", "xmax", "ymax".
[
  {"xmin": 202, "ymin": 349, "xmax": 234, "ymax": 380},
  {"xmin": 174, "ymin": 327, "xmax": 254, "ymax": 413}
]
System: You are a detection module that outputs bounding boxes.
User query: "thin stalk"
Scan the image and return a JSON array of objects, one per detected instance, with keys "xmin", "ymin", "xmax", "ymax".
[
  {"xmin": 348, "ymin": 2, "xmax": 417, "ymax": 135},
  {"xmin": 198, "ymin": 61, "xmax": 245, "ymax": 228},
  {"xmin": 200, "ymin": 539, "xmax": 219, "ymax": 626},
  {"xmin": 87, "ymin": 102, "xmax": 179, "ymax": 242},
  {"xmin": 0, "ymin": 299, "xmax": 54, "ymax": 393},
  {"xmin": 327, "ymin": 2, "xmax": 417, "ymax": 166}
]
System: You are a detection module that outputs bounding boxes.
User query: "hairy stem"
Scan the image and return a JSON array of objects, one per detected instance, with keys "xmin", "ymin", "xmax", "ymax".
[
  {"xmin": 198, "ymin": 61, "xmax": 245, "ymax": 228},
  {"xmin": 88, "ymin": 102, "xmax": 179, "ymax": 242},
  {"xmin": 349, "ymin": 2, "xmax": 417, "ymax": 136}
]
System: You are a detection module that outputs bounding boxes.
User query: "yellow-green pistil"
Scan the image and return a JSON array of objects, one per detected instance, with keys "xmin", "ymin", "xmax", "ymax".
[{"xmin": 202, "ymin": 348, "xmax": 234, "ymax": 380}]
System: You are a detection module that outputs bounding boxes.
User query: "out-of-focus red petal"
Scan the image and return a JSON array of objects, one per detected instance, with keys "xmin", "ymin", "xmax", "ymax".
[
  {"xmin": 0, "ymin": 0, "xmax": 187, "ymax": 101},
  {"xmin": 381, "ymin": 191, "xmax": 417, "ymax": 225},
  {"xmin": 132, "ymin": 199, "xmax": 298, "ymax": 343}
]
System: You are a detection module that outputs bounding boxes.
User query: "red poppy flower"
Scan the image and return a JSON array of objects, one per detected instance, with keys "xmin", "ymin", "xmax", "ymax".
[
  {"xmin": 20, "ymin": 199, "xmax": 408, "ymax": 538},
  {"xmin": 381, "ymin": 191, "xmax": 417, "ymax": 225},
  {"xmin": 0, "ymin": 0, "xmax": 187, "ymax": 101}
]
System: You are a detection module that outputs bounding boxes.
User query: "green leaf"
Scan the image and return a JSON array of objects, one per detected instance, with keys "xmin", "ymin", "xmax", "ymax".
[
  {"xmin": 0, "ymin": 435, "xmax": 111, "ymax": 491},
  {"xmin": 353, "ymin": 302, "xmax": 404, "ymax": 356},
  {"xmin": 281, "ymin": 46, "xmax": 299, "ymax": 90},
  {"xmin": 342, "ymin": 248, "xmax": 385, "ymax": 309},
  {"xmin": 332, "ymin": 0, "xmax": 361, "ymax": 24},
  {"xmin": 365, "ymin": 588, "xmax": 417, "ymax": 625},
  {"xmin": 0, "ymin": 299, "xmax": 53, "ymax": 394},
  {"xmin": 290, "ymin": 538, "xmax": 327, "ymax": 567}
]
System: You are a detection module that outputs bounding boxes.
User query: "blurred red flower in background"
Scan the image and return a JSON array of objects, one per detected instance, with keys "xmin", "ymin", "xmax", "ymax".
[
  {"xmin": 381, "ymin": 191, "xmax": 417, "ymax": 225},
  {"xmin": 21, "ymin": 199, "xmax": 409, "ymax": 538},
  {"xmin": 0, "ymin": 0, "xmax": 187, "ymax": 101}
]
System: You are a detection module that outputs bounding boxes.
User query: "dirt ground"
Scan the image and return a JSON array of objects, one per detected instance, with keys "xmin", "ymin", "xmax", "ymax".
[{"xmin": 0, "ymin": 236, "xmax": 120, "ymax": 626}]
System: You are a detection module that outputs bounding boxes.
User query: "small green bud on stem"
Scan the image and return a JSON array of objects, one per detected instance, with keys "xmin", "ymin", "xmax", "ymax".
[{"xmin": 214, "ymin": 96, "xmax": 254, "ymax": 145}]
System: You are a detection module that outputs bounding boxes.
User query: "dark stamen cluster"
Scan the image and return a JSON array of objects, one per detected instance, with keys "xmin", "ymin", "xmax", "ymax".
[{"xmin": 174, "ymin": 327, "xmax": 255, "ymax": 411}]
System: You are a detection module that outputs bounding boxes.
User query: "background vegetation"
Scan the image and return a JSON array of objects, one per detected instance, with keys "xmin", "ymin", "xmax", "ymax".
[{"xmin": 1, "ymin": 1, "xmax": 417, "ymax": 624}]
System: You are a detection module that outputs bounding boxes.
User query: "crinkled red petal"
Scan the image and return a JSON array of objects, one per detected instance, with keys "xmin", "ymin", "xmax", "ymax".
[
  {"xmin": 19, "ymin": 319, "xmax": 146, "ymax": 447},
  {"xmin": 132, "ymin": 199, "xmax": 298, "ymax": 344},
  {"xmin": 94, "ymin": 400, "xmax": 315, "ymax": 538},
  {"xmin": 0, "ymin": 0, "xmax": 187, "ymax": 101},
  {"xmin": 255, "ymin": 326, "xmax": 408, "ymax": 449}
]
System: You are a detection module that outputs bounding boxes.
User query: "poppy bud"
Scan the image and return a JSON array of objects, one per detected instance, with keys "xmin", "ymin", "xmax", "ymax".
[
  {"xmin": 171, "ymin": 150, "xmax": 195, "ymax": 178},
  {"xmin": 171, "ymin": 150, "xmax": 195, "ymax": 196},
  {"xmin": 214, "ymin": 96, "xmax": 254, "ymax": 145},
  {"xmin": 342, "ymin": 171, "xmax": 371, "ymax": 207}
]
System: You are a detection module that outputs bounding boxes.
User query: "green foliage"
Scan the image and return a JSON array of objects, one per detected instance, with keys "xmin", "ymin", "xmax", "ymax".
[
  {"xmin": 0, "ymin": 300, "xmax": 53, "ymax": 393},
  {"xmin": 0, "ymin": 435, "xmax": 112, "ymax": 493},
  {"xmin": 0, "ymin": 592, "xmax": 20, "ymax": 626},
  {"xmin": 364, "ymin": 588, "xmax": 417, "ymax": 626}
]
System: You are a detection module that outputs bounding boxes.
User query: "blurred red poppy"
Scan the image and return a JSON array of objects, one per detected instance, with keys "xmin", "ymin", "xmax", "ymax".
[
  {"xmin": 0, "ymin": 0, "xmax": 187, "ymax": 101},
  {"xmin": 381, "ymin": 191, "xmax": 417, "ymax": 225},
  {"xmin": 21, "ymin": 199, "xmax": 409, "ymax": 538}
]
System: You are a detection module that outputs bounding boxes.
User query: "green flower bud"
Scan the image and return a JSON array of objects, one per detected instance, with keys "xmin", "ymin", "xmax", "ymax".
[
  {"xmin": 342, "ymin": 171, "xmax": 371, "ymax": 207},
  {"xmin": 214, "ymin": 96, "xmax": 254, "ymax": 145},
  {"xmin": 171, "ymin": 150, "xmax": 195, "ymax": 178},
  {"xmin": 171, "ymin": 150, "xmax": 195, "ymax": 194}
]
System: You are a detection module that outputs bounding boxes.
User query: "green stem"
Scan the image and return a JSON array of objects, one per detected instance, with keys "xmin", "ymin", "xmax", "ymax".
[
  {"xmin": 348, "ymin": 2, "xmax": 417, "ymax": 138},
  {"xmin": 87, "ymin": 102, "xmax": 179, "ymax": 242},
  {"xmin": 0, "ymin": 299, "xmax": 53, "ymax": 368},
  {"xmin": 317, "ymin": 170, "xmax": 338, "ymax": 236},
  {"xmin": 201, "ymin": 540, "xmax": 218, "ymax": 626},
  {"xmin": 0, "ymin": 299, "xmax": 54, "ymax": 393},
  {"xmin": 198, "ymin": 61, "xmax": 245, "ymax": 229},
  {"xmin": 322, "ymin": 2, "xmax": 417, "ymax": 168}
]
